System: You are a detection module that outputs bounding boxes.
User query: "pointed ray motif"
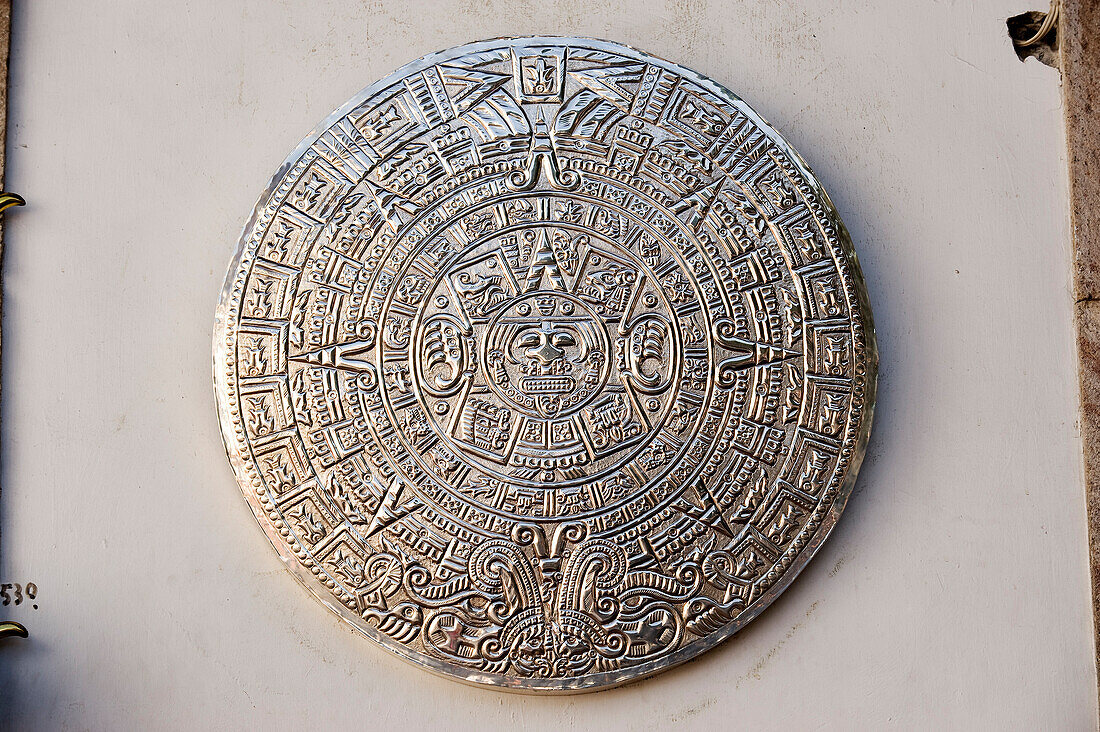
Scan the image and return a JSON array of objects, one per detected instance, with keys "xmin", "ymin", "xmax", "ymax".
[
  {"xmin": 362, "ymin": 177, "xmax": 419, "ymax": 231},
  {"xmin": 716, "ymin": 337, "xmax": 799, "ymax": 369},
  {"xmin": 567, "ymin": 62, "xmax": 645, "ymax": 112},
  {"xmin": 523, "ymin": 229, "xmax": 567, "ymax": 292},
  {"xmin": 712, "ymin": 315, "xmax": 800, "ymax": 389},
  {"xmin": 438, "ymin": 65, "xmax": 511, "ymax": 115},
  {"xmin": 438, "ymin": 61, "xmax": 528, "ymax": 142},
  {"xmin": 712, "ymin": 316, "xmax": 799, "ymax": 367},
  {"xmin": 364, "ymin": 476, "xmax": 424, "ymax": 538},
  {"xmin": 288, "ymin": 338, "xmax": 376, "ymax": 373},
  {"xmin": 671, "ymin": 180, "xmax": 722, "ymax": 230},
  {"xmin": 671, "ymin": 480, "xmax": 738, "ymax": 539}
]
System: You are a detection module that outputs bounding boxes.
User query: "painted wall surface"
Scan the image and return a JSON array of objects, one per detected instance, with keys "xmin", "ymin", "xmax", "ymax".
[{"xmin": 0, "ymin": 1, "xmax": 1093, "ymax": 728}]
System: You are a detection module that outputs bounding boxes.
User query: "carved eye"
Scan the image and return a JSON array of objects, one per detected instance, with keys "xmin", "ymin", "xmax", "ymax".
[
  {"xmin": 551, "ymin": 332, "xmax": 576, "ymax": 349},
  {"xmin": 517, "ymin": 331, "xmax": 541, "ymax": 349}
]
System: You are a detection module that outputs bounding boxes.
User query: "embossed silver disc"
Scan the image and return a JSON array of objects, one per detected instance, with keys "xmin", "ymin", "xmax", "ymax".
[{"xmin": 214, "ymin": 37, "xmax": 876, "ymax": 692}]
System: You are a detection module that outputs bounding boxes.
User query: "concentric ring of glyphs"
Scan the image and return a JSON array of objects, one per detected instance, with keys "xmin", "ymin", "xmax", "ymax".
[{"xmin": 214, "ymin": 37, "xmax": 876, "ymax": 692}]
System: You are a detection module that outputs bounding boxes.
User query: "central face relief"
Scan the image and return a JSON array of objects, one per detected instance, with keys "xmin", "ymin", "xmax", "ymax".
[{"xmin": 483, "ymin": 290, "xmax": 609, "ymax": 419}]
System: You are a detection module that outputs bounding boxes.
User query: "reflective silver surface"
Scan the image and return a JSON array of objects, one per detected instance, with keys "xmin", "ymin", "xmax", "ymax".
[{"xmin": 214, "ymin": 36, "xmax": 876, "ymax": 692}]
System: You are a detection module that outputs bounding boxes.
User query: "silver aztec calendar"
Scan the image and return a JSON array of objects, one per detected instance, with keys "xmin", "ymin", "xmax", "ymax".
[{"xmin": 214, "ymin": 37, "xmax": 876, "ymax": 692}]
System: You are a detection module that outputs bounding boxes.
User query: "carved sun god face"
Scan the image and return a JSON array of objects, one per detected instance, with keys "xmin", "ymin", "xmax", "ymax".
[{"xmin": 483, "ymin": 292, "xmax": 610, "ymax": 419}]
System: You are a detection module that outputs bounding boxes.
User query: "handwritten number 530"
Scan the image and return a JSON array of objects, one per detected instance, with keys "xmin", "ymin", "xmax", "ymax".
[{"xmin": 0, "ymin": 582, "xmax": 36, "ymax": 606}]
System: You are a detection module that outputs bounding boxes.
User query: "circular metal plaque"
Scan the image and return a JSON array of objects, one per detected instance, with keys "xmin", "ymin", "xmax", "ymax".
[{"xmin": 215, "ymin": 37, "xmax": 876, "ymax": 692}]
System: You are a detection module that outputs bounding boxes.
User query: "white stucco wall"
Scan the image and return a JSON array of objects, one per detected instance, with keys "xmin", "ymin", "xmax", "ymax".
[{"xmin": 0, "ymin": 1, "xmax": 1093, "ymax": 728}]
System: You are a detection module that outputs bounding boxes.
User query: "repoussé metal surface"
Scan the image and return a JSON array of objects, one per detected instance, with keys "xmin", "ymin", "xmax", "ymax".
[{"xmin": 214, "ymin": 36, "xmax": 876, "ymax": 692}]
